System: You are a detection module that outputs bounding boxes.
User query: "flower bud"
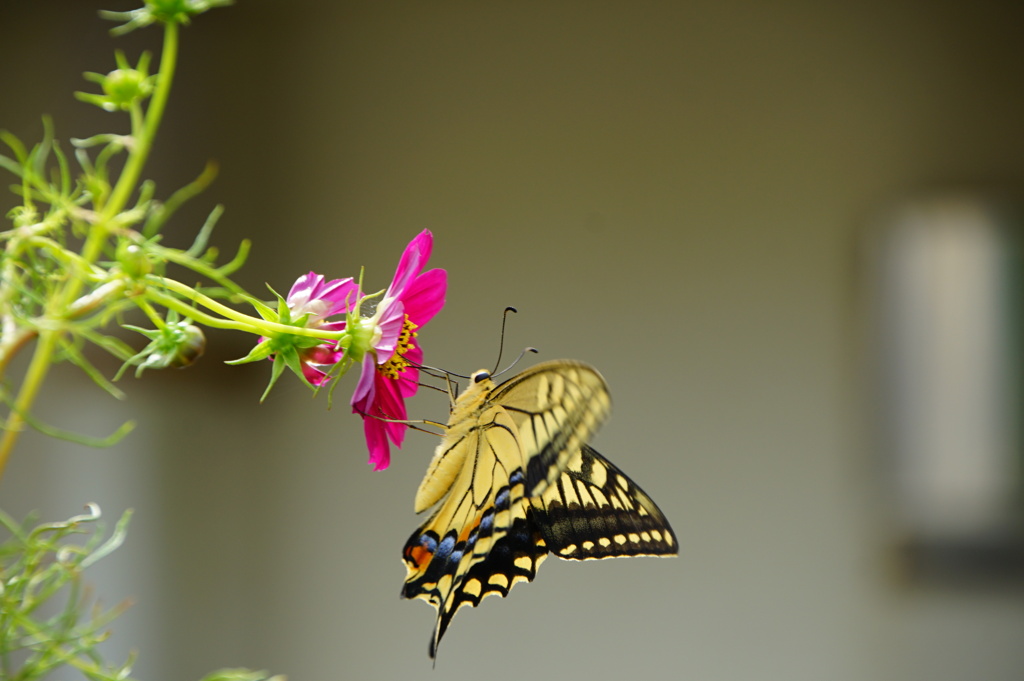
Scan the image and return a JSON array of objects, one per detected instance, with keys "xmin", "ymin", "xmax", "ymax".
[
  {"xmin": 145, "ymin": 0, "xmax": 233, "ymax": 24},
  {"xmin": 101, "ymin": 68, "xmax": 154, "ymax": 110},
  {"xmin": 165, "ymin": 323, "xmax": 206, "ymax": 368},
  {"xmin": 116, "ymin": 241, "xmax": 153, "ymax": 279},
  {"xmin": 136, "ymin": 322, "xmax": 206, "ymax": 372},
  {"xmin": 77, "ymin": 52, "xmax": 154, "ymax": 112}
]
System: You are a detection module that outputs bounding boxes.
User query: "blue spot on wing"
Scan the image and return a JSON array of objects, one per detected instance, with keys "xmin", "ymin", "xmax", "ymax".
[
  {"xmin": 480, "ymin": 509, "xmax": 495, "ymax": 533},
  {"xmin": 419, "ymin": 533, "xmax": 438, "ymax": 553},
  {"xmin": 429, "ymin": 509, "xmax": 549, "ymax": 652},
  {"xmin": 494, "ymin": 487, "xmax": 510, "ymax": 510},
  {"xmin": 435, "ymin": 534, "xmax": 455, "ymax": 562}
]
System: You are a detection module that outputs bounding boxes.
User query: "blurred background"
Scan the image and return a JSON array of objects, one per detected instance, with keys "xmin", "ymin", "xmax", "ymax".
[{"xmin": 3, "ymin": 1, "xmax": 1024, "ymax": 679}]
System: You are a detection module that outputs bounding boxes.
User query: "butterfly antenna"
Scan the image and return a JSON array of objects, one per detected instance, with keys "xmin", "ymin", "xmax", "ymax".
[
  {"xmin": 491, "ymin": 306, "xmax": 519, "ymax": 375},
  {"xmin": 491, "ymin": 346, "xmax": 539, "ymax": 380}
]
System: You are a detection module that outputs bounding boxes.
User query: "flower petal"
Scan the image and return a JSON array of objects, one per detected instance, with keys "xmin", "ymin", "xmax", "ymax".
[
  {"xmin": 317, "ymin": 278, "xmax": 360, "ymax": 316},
  {"xmin": 302, "ymin": 362, "xmax": 332, "ymax": 386},
  {"xmin": 351, "ymin": 354, "xmax": 378, "ymax": 410},
  {"xmin": 286, "ymin": 271, "xmax": 323, "ymax": 309},
  {"xmin": 373, "ymin": 373, "xmax": 409, "ymax": 446},
  {"xmin": 318, "ymin": 320, "xmax": 348, "ymax": 333},
  {"xmin": 401, "ymin": 268, "xmax": 447, "ymax": 327},
  {"xmin": 386, "ymin": 230, "xmax": 433, "ymax": 300},
  {"xmin": 363, "ymin": 417, "xmax": 391, "ymax": 470},
  {"xmin": 374, "ymin": 299, "xmax": 406, "ymax": 361},
  {"xmin": 396, "ymin": 347, "xmax": 422, "ymax": 398},
  {"xmin": 287, "ymin": 273, "xmax": 359, "ymax": 323},
  {"xmin": 305, "ymin": 344, "xmax": 344, "ymax": 366}
]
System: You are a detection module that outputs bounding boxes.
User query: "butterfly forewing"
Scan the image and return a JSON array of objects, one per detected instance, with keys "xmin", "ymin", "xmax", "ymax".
[{"xmin": 490, "ymin": 362, "xmax": 611, "ymax": 496}]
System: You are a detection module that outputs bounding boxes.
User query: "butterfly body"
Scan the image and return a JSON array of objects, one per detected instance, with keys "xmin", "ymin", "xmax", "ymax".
[{"xmin": 402, "ymin": 360, "xmax": 676, "ymax": 658}]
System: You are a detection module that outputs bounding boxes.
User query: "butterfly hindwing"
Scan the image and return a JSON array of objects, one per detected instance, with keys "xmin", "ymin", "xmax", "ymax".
[
  {"xmin": 402, "ymin": 408, "xmax": 529, "ymax": 654},
  {"xmin": 531, "ymin": 444, "xmax": 677, "ymax": 560},
  {"xmin": 410, "ymin": 500, "xmax": 550, "ymax": 658}
]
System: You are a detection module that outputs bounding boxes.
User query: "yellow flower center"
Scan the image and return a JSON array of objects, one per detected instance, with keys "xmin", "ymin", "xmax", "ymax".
[{"xmin": 378, "ymin": 315, "xmax": 419, "ymax": 380}]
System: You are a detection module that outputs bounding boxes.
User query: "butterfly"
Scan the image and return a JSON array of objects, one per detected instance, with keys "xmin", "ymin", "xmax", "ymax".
[{"xmin": 401, "ymin": 359, "xmax": 677, "ymax": 658}]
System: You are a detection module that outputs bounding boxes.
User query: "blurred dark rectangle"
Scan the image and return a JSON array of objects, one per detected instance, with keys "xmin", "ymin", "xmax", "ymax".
[
  {"xmin": 895, "ymin": 534, "xmax": 1024, "ymax": 585},
  {"xmin": 868, "ymin": 194, "xmax": 1024, "ymax": 584}
]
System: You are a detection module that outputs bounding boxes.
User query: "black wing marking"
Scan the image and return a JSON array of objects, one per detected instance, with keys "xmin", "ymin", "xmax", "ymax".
[
  {"xmin": 403, "ymin": 494, "xmax": 549, "ymax": 658},
  {"xmin": 531, "ymin": 445, "xmax": 677, "ymax": 560}
]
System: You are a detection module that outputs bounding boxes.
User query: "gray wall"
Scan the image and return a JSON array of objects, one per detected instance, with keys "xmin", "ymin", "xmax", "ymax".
[{"xmin": 2, "ymin": 2, "xmax": 1024, "ymax": 679}]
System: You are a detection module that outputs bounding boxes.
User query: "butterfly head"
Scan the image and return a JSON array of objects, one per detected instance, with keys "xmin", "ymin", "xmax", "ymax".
[
  {"xmin": 449, "ymin": 369, "xmax": 496, "ymax": 417},
  {"xmin": 465, "ymin": 369, "xmax": 497, "ymax": 397}
]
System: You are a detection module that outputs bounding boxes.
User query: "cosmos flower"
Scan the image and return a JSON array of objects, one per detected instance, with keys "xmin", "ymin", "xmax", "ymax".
[
  {"xmin": 281, "ymin": 272, "xmax": 359, "ymax": 386},
  {"xmin": 351, "ymin": 230, "xmax": 447, "ymax": 470}
]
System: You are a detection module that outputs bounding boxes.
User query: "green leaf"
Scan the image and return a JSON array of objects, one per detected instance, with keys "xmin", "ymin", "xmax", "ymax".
[
  {"xmin": 180, "ymin": 195, "xmax": 223, "ymax": 252},
  {"xmin": 0, "ymin": 506, "xmax": 141, "ymax": 679},
  {"xmin": 58, "ymin": 336, "xmax": 128, "ymax": 400},
  {"xmin": 81, "ymin": 509, "xmax": 132, "ymax": 568},
  {"xmin": 239, "ymin": 292, "xmax": 277, "ymax": 322},
  {"xmin": 0, "ymin": 152, "xmax": 21, "ymax": 177},
  {"xmin": 17, "ymin": 407, "xmax": 136, "ymax": 448},
  {"xmin": 216, "ymin": 237, "xmax": 250, "ymax": 276},
  {"xmin": 258, "ymin": 351, "xmax": 290, "ymax": 402},
  {"xmin": 225, "ymin": 338, "xmax": 275, "ymax": 366},
  {"xmin": 279, "ymin": 343, "xmax": 311, "ymax": 386}
]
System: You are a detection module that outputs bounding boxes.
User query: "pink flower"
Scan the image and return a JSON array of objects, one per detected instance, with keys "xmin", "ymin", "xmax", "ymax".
[
  {"xmin": 351, "ymin": 230, "xmax": 447, "ymax": 470},
  {"xmin": 283, "ymin": 272, "xmax": 359, "ymax": 386}
]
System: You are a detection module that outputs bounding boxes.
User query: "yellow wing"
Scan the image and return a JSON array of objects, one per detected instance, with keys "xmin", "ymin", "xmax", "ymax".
[{"xmin": 401, "ymin": 360, "xmax": 675, "ymax": 659}]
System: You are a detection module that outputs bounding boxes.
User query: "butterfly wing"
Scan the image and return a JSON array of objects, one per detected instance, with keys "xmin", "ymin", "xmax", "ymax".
[
  {"xmin": 488, "ymin": 360, "xmax": 611, "ymax": 497},
  {"xmin": 402, "ymin": 495, "xmax": 550, "ymax": 658},
  {"xmin": 401, "ymin": 404, "xmax": 531, "ymax": 657},
  {"xmin": 531, "ymin": 444, "xmax": 677, "ymax": 560}
]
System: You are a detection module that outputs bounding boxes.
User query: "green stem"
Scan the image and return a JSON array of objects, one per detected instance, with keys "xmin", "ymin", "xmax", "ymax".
[
  {"xmin": 8, "ymin": 609, "xmax": 120, "ymax": 677},
  {"xmin": 101, "ymin": 22, "xmax": 177, "ymax": 225},
  {"xmin": 0, "ymin": 328, "xmax": 36, "ymax": 379},
  {"xmin": 135, "ymin": 297, "xmax": 167, "ymax": 330},
  {"xmin": 71, "ymin": 22, "xmax": 179, "ymax": 307},
  {"xmin": 144, "ymin": 290, "xmax": 264, "ymax": 332},
  {"xmin": 146, "ymin": 277, "xmax": 349, "ymax": 340},
  {"xmin": 0, "ymin": 331, "xmax": 58, "ymax": 483}
]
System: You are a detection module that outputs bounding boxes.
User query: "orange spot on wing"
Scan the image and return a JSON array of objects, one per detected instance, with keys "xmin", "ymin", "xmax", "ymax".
[
  {"xmin": 405, "ymin": 543, "xmax": 433, "ymax": 568},
  {"xmin": 458, "ymin": 515, "xmax": 482, "ymax": 543}
]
